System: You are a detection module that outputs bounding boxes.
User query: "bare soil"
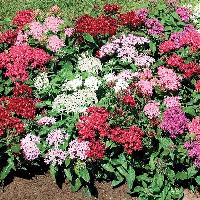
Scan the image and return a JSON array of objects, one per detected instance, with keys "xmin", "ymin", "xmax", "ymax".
[{"xmin": 0, "ymin": 174, "xmax": 199, "ymax": 200}]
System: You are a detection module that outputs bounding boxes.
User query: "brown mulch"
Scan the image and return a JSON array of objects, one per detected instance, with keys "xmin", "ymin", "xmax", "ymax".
[{"xmin": 0, "ymin": 174, "xmax": 200, "ymax": 200}]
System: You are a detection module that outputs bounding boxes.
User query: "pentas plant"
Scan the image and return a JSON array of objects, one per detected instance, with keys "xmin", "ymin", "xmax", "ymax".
[{"xmin": 1, "ymin": 1, "xmax": 200, "ymax": 199}]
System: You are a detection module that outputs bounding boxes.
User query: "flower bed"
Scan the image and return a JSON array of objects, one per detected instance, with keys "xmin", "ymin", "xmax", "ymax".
[{"xmin": 0, "ymin": 1, "xmax": 200, "ymax": 199}]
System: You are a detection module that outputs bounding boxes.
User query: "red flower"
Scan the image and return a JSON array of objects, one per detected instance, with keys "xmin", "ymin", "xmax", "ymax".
[
  {"xmin": 104, "ymin": 4, "xmax": 121, "ymax": 13},
  {"xmin": 122, "ymin": 95, "xmax": 136, "ymax": 108},
  {"xmin": 0, "ymin": 45, "xmax": 51, "ymax": 81},
  {"xmin": 195, "ymin": 80, "xmax": 200, "ymax": 92},
  {"xmin": 118, "ymin": 11, "xmax": 143, "ymax": 27},
  {"xmin": 13, "ymin": 83, "xmax": 32, "ymax": 97},
  {"xmin": 0, "ymin": 30, "xmax": 18, "ymax": 44},
  {"xmin": 87, "ymin": 140, "xmax": 106, "ymax": 159},
  {"xmin": 75, "ymin": 15, "xmax": 117, "ymax": 36},
  {"xmin": 12, "ymin": 10, "xmax": 34, "ymax": 28},
  {"xmin": 159, "ymin": 40, "xmax": 176, "ymax": 53}
]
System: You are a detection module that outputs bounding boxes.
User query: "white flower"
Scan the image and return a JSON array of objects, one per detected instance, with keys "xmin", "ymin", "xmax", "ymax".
[
  {"xmin": 34, "ymin": 72, "xmax": 49, "ymax": 90},
  {"xmin": 84, "ymin": 76, "xmax": 101, "ymax": 91},
  {"xmin": 77, "ymin": 52, "xmax": 102, "ymax": 73},
  {"xmin": 114, "ymin": 79, "xmax": 129, "ymax": 93},
  {"xmin": 62, "ymin": 77, "xmax": 82, "ymax": 91},
  {"xmin": 103, "ymin": 73, "xmax": 116, "ymax": 83},
  {"xmin": 52, "ymin": 89, "xmax": 98, "ymax": 113}
]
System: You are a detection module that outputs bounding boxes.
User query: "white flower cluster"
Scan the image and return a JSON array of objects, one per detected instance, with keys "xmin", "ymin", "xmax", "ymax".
[
  {"xmin": 77, "ymin": 52, "xmax": 102, "ymax": 73},
  {"xmin": 62, "ymin": 77, "xmax": 82, "ymax": 91},
  {"xmin": 62, "ymin": 76, "xmax": 101, "ymax": 92},
  {"xmin": 34, "ymin": 72, "xmax": 50, "ymax": 90},
  {"xmin": 186, "ymin": 3, "xmax": 200, "ymax": 23},
  {"xmin": 52, "ymin": 89, "xmax": 98, "ymax": 113},
  {"xmin": 114, "ymin": 79, "xmax": 129, "ymax": 93}
]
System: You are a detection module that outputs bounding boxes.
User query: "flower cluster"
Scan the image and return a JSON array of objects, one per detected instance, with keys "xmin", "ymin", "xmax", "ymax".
[
  {"xmin": 176, "ymin": 7, "xmax": 191, "ymax": 22},
  {"xmin": 12, "ymin": 10, "xmax": 35, "ymax": 28},
  {"xmin": 103, "ymin": 4, "xmax": 121, "ymax": 13},
  {"xmin": 34, "ymin": 72, "xmax": 50, "ymax": 90},
  {"xmin": 47, "ymin": 35, "xmax": 65, "ymax": 52},
  {"xmin": 188, "ymin": 117, "xmax": 200, "ymax": 139},
  {"xmin": 167, "ymin": 54, "xmax": 200, "ymax": 78},
  {"xmin": 160, "ymin": 106, "xmax": 188, "ymax": 138},
  {"xmin": 52, "ymin": 89, "xmax": 98, "ymax": 113},
  {"xmin": 157, "ymin": 66, "xmax": 181, "ymax": 91},
  {"xmin": 98, "ymin": 34, "xmax": 154, "ymax": 66},
  {"xmin": 144, "ymin": 101, "xmax": 160, "ymax": 119},
  {"xmin": 20, "ymin": 134, "xmax": 40, "ymax": 161},
  {"xmin": 145, "ymin": 18, "xmax": 164, "ymax": 35},
  {"xmin": 37, "ymin": 116, "xmax": 56, "ymax": 126},
  {"xmin": 75, "ymin": 15, "xmax": 117, "ymax": 36},
  {"xmin": 68, "ymin": 139, "xmax": 90, "ymax": 160},
  {"xmin": 0, "ymin": 45, "xmax": 51, "ymax": 81},
  {"xmin": 184, "ymin": 141, "xmax": 200, "ymax": 166},
  {"xmin": 44, "ymin": 148, "xmax": 67, "ymax": 165},
  {"xmin": 77, "ymin": 53, "xmax": 102, "ymax": 73},
  {"xmin": 46, "ymin": 129, "xmax": 67, "ymax": 146}
]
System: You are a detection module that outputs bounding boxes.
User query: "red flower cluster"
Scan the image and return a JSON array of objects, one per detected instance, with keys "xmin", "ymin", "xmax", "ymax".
[
  {"xmin": 87, "ymin": 140, "xmax": 106, "ymax": 159},
  {"xmin": 0, "ymin": 96, "xmax": 37, "ymax": 119},
  {"xmin": 76, "ymin": 106, "xmax": 144, "ymax": 158},
  {"xmin": 0, "ymin": 106, "xmax": 25, "ymax": 136},
  {"xmin": 110, "ymin": 126, "xmax": 144, "ymax": 154},
  {"xmin": 0, "ymin": 30, "xmax": 18, "ymax": 44},
  {"xmin": 195, "ymin": 80, "xmax": 200, "ymax": 92},
  {"xmin": 122, "ymin": 94, "xmax": 136, "ymax": 108},
  {"xmin": 75, "ymin": 15, "xmax": 117, "ymax": 36},
  {"xmin": 118, "ymin": 11, "xmax": 143, "ymax": 27},
  {"xmin": 159, "ymin": 29, "xmax": 200, "ymax": 53},
  {"xmin": 12, "ymin": 10, "xmax": 34, "ymax": 28},
  {"xmin": 104, "ymin": 4, "xmax": 121, "ymax": 13},
  {"xmin": 13, "ymin": 83, "xmax": 32, "ymax": 97},
  {"xmin": 167, "ymin": 54, "xmax": 200, "ymax": 78},
  {"xmin": 0, "ymin": 45, "xmax": 51, "ymax": 81}
]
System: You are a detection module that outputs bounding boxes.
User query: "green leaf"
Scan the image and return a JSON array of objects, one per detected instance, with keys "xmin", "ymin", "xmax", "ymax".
[
  {"xmin": 187, "ymin": 166, "xmax": 197, "ymax": 178},
  {"xmin": 175, "ymin": 172, "xmax": 188, "ymax": 180},
  {"xmin": 83, "ymin": 33, "xmax": 95, "ymax": 44},
  {"xmin": 149, "ymin": 42, "xmax": 157, "ymax": 54},
  {"xmin": 11, "ymin": 144, "xmax": 20, "ymax": 153},
  {"xmin": 183, "ymin": 106, "xmax": 196, "ymax": 116},
  {"xmin": 64, "ymin": 168, "xmax": 73, "ymax": 181},
  {"xmin": 126, "ymin": 167, "xmax": 135, "ymax": 190},
  {"xmin": 71, "ymin": 178, "xmax": 82, "ymax": 192},
  {"xmin": 0, "ymin": 158, "xmax": 14, "ymax": 180},
  {"xmin": 102, "ymin": 163, "xmax": 115, "ymax": 172},
  {"xmin": 65, "ymin": 158, "xmax": 71, "ymax": 167},
  {"xmin": 195, "ymin": 176, "xmax": 200, "ymax": 185},
  {"xmin": 49, "ymin": 164, "xmax": 58, "ymax": 181},
  {"xmin": 79, "ymin": 167, "xmax": 90, "ymax": 182}
]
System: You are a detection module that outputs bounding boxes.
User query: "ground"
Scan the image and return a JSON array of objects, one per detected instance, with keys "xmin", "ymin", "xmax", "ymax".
[{"xmin": 0, "ymin": 174, "xmax": 200, "ymax": 200}]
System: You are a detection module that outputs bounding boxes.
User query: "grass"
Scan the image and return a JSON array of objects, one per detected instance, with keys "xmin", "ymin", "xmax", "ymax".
[{"xmin": 0, "ymin": 0, "xmax": 199, "ymax": 28}]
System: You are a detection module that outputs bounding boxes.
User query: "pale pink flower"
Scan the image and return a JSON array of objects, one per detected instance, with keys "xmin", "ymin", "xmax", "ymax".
[
  {"xmin": 64, "ymin": 28, "xmax": 74, "ymax": 37},
  {"xmin": 47, "ymin": 35, "xmax": 65, "ymax": 52},
  {"xmin": 144, "ymin": 101, "xmax": 160, "ymax": 119},
  {"xmin": 44, "ymin": 16, "xmax": 64, "ymax": 33}
]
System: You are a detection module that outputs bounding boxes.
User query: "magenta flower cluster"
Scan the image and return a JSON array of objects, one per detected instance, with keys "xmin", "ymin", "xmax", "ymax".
[
  {"xmin": 145, "ymin": 18, "xmax": 164, "ymax": 35},
  {"xmin": 160, "ymin": 107, "xmax": 188, "ymax": 138}
]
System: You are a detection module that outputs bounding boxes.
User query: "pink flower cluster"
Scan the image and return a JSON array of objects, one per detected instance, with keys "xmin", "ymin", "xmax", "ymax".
[
  {"xmin": 160, "ymin": 106, "xmax": 188, "ymax": 138},
  {"xmin": 184, "ymin": 141, "xmax": 200, "ymax": 166},
  {"xmin": 144, "ymin": 101, "xmax": 160, "ymax": 119},
  {"xmin": 28, "ymin": 21, "xmax": 47, "ymax": 40},
  {"xmin": 163, "ymin": 96, "xmax": 181, "ymax": 108},
  {"xmin": 0, "ymin": 45, "xmax": 51, "ymax": 81},
  {"xmin": 44, "ymin": 16, "xmax": 64, "ymax": 33},
  {"xmin": 44, "ymin": 148, "xmax": 67, "ymax": 165},
  {"xmin": 98, "ymin": 34, "xmax": 154, "ymax": 66},
  {"xmin": 176, "ymin": 7, "xmax": 191, "ymax": 23},
  {"xmin": 136, "ymin": 80, "xmax": 153, "ymax": 96},
  {"xmin": 157, "ymin": 66, "xmax": 181, "ymax": 91},
  {"xmin": 68, "ymin": 139, "xmax": 90, "ymax": 160},
  {"xmin": 37, "ymin": 116, "xmax": 56, "ymax": 126},
  {"xmin": 46, "ymin": 129, "xmax": 67, "ymax": 147},
  {"xmin": 20, "ymin": 134, "xmax": 40, "ymax": 161},
  {"xmin": 145, "ymin": 18, "xmax": 164, "ymax": 35},
  {"xmin": 188, "ymin": 117, "xmax": 200, "ymax": 139},
  {"xmin": 47, "ymin": 35, "xmax": 65, "ymax": 52}
]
